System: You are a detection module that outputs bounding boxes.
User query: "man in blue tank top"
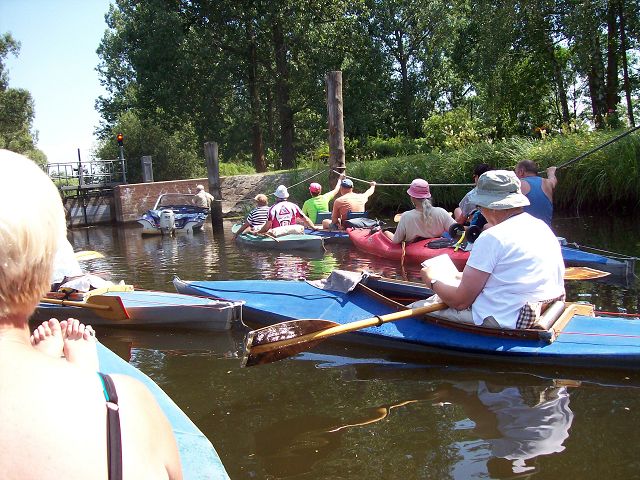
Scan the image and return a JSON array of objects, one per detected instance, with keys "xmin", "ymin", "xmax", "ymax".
[{"xmin": 515, "ymin": 160, "xmax": 557, "ymax": 227}]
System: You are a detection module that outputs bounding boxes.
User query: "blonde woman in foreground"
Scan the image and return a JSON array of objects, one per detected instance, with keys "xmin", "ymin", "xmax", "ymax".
[{"xmin": 0, "ymin": 149, "xmax": 182, "ymax": 480}]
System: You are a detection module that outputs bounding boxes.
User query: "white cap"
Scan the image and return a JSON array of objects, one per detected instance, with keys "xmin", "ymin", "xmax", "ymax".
[{"xmin": 196, "ymin": 184, "xmax": 205, "ymax": 191}]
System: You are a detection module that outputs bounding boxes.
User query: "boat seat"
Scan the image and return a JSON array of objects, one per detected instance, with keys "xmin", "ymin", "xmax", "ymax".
[
  {"xmin": 314, "ymin": 211, "xmax": 368, "ymax": 224},
  {"xmin": 315, "ymin": 212, "xmax": 332, "ymax": 223}
]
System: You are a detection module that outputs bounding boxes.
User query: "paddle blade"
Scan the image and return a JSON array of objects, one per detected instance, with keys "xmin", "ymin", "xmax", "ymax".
[
  {"xmin": 242, "ymin": 319, "xmax": 339, "ymax": 367},
  {"xmin": 74, "ymin": 250, "xmax": 105, "ymax": 261},
  {"xmin": 564, "ymin": 266, "xmax": 610, "ymax": 280},
  {"xmin": 86, "ymin": 295, "xmax": 130, "ymax": 321}
]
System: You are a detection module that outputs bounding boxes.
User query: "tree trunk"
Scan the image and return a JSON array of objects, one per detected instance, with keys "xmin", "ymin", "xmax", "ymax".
[
  {"xmin": 271, "ymin": 18, "xmax": 296, "ymax": 169},
  {"xmin": 326, "ymin": 71, "xmax": 345, "ymax": 186},
  {"xmin": 586, "ymin": 34, "xmax": 607, "ymax": 129},
  {"xmin": 605, "ymin": 1, "xmax": 619, "ymax": 123},
  {"xmin": 543, "ymin": 31, "xmax": 570, "ymax": 126},
  {"xmin": 395, "ymin": 29, "xmax": 415, "ymax": 137},
  {"xmin": 618, "ymin": 1, "xmax": 635, "ymax": 126},
  {"xmin": 247, "ymin": 20, "xmax": 267, "ymax": 172}
]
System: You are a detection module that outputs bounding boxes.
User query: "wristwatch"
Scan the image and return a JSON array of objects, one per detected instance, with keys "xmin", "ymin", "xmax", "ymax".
[{"xmin": 430, "ymin": 279, "xmax": 438, "ymax": 288}]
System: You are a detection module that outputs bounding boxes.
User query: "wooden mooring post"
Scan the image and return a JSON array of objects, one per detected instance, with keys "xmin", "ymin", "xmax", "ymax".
[
  {"xmin": 326, "ymin": 71, "xmax": 346, "ymax": 186},
  {"xmin": 204, "ymin": 141, "xmax": 224, "ymax": 232}
]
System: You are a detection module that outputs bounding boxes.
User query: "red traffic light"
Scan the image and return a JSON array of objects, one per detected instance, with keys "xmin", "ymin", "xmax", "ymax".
[{"xmin": 117, "ymin": 133, "xmax": 124, "ymax": 146}]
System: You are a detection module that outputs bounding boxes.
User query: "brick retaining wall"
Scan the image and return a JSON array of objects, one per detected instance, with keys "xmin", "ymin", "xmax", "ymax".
[{"xmin": 113, "ymin": 172, "xmax": 296, "ymax": 223}]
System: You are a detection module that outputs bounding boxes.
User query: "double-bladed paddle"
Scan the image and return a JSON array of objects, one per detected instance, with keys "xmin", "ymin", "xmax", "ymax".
[
  {"xmin": 242, "ymin": 302, "xmax": 447, "ymax": 367},
  {"xmin": 39, "ymin": 295, "xmax": 130, "ymax": 321}
]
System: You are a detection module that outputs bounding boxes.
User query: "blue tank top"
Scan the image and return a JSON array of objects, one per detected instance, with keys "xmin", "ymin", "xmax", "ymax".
[{"xmin": 523, "ymin": 176, "xmax": 553, "ymax": 226}]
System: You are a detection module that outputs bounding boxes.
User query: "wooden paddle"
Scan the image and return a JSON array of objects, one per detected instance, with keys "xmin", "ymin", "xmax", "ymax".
[
  {"xmin": 564, "ymin": 266, "xmax": 610, "ymax": 280},
  {"xmin": 264, "ymin": 232, "xmax": 282, "ymax": 242},
  {"xmin": 242, "ymin": 302, "xmax": 447, "ymax": 367},
  {"xmin": 39, "ymin": 295, "xmax": 130, "ymax": 321},
  {"xmin": 74, "ymin": 250, "xmax": 105, "ymax": 261}
]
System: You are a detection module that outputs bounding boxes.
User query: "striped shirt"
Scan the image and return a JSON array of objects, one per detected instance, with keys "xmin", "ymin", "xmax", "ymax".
[{"xmin": 246, "ymin": 206, "xmax": 270, "ymax": 227}]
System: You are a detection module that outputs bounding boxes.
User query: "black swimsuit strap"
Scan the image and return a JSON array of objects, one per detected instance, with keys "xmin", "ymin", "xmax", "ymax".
[{"xmin": 98, "ymin": 373, "xmax": 123, "ymax": 480}]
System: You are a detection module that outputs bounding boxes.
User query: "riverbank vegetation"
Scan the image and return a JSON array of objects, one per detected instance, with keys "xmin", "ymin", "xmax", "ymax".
[
  {"xmin": 94, "ymin": 1, "xmax": 639, "ymax": 184},
  {"xmin": 281, "ymin": 128, "xmax": 640, "ymax": 216}
]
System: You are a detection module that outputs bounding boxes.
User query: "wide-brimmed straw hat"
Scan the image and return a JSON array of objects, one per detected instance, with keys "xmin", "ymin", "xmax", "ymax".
[
  {"xmin": 467, "ymin": 170, "xmax": 530, "ymax": 210},
  {"xmin": 274, "ymin": 185, "xmax": 290, "ymax": 199},
  {"xmin": 406, "ymin": 179, "xmax": 431, "ymax": 199}
]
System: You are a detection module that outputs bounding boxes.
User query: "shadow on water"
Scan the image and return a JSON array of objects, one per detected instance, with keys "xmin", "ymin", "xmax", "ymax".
[{"xmin": 69, "ymin": 216, "xmax": 640, "ymax": 479}]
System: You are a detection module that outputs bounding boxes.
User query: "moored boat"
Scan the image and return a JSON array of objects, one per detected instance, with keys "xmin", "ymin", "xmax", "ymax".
[
  {"xmin": 138, "ymin": 193, "xmax": 209, "ymax": 235},
  {"xmin": 173, "ymin": 275, "xmax": 640, "ymax": 370},
  {"xmin": 232, "ymin": 223, "xmax": 325, "ymax": 251},
  {"xmin": 33, "ymin": 287, "xmax": 243, "ymax": 330},
  {"xmin": 97, "ymin": 342, "xmax": 230, "ymax": 479}
]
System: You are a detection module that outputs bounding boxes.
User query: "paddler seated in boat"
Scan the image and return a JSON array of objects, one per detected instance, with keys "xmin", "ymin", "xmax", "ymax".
[
  {"xmin": 234, "ymin": 193, "xmax": 270, "ymax": 238},
  {"xmin": 515, "ymin": 160, "xmax": 558, "ymax": 227},
  {"xmin": 0, "ymin": 149, "xmax": 182, "ymax": 479},
  {"xmin": 302, "ymin": 173, "xmax": 344, "ymax": 225},
  {"xmin": 323, "ymin": 177, "xmax": 376, "ymax": 230},
  {"xmin": 256, "ymin": 185, "xmax": 316, "ymax": 235},
  {"xmin": 419, "ymin": 170, "xmax": 565, "ymax": 329},
  {"xmin": 453, "ymin": 163, "xmax": 492, "ymax": 226},
  {"xmin": 383, "ymin": 178, "xmax": 455, "ymax": 243}
]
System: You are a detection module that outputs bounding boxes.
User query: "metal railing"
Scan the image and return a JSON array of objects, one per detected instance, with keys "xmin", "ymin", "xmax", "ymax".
[{"xmin": 45, "ymin": 159, "xmax": 126, "ymax": 193}]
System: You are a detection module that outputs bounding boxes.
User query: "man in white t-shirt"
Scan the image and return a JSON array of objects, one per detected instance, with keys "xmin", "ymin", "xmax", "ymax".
[{"xmin": 420, "ymin": 170, "xmax": 565, "ymax": 329}]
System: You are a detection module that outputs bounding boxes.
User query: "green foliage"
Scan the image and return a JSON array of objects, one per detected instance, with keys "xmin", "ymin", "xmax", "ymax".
[
  {"xmin": 325, "ymin": 129, "xmax": 640, "ymax": 215},
  {"xmin": 95, "ymin": 110, "xmax": 203, "ymax": 183},
  {"xmin": 422, "ymin": 107, "xmax": 495, "ymax": 150},
  {"xmin": 0, "ymin": 33, "xmax": 45, "ymax": 164},
  {"xmin": 94, "ymin": 0, "xmax": 640, "ymax": 180}
]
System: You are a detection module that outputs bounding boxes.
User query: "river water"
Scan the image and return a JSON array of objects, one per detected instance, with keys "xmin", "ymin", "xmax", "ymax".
[{"xmin": 67, "ymin": 214, "xmax": 640, "ymax": 480}]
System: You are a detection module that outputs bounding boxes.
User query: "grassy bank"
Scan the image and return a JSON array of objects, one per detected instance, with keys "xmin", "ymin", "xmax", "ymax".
[{"xmin": 283, "ymin": 129, "xmax": 640, "ymax": 216}]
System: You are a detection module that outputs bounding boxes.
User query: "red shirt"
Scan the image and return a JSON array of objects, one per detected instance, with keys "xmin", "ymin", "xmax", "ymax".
[{"xmin": 268, "ymin": 201, "xmax": 303, "ymax": 228}]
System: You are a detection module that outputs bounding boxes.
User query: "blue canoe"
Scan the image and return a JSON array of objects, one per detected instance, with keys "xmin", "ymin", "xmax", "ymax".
[
  {"xmin": 97, "ymin": 342, "xmax": 229, "ymax": 479},
  {"xmin": 173, "ymin": 276, "xmax": 640, "ymax": 370},
  {"xmin": 560, "ymin": 242, "xmax": 636, "ymax": 278},
  {"xmin": 33, "ymin": 290, "xmax": 243, "ymax": 330}
]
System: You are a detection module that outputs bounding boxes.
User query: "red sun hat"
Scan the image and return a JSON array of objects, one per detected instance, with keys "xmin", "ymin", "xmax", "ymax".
[
  {"xmin": 309, "ymin": 183, "xmax": 322, "ymax": 193},
  {"xmin": 407, "ymin": 179, "xmax": 431, "ymax": 199}
]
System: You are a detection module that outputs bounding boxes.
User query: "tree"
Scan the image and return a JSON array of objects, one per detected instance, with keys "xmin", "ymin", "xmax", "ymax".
[{"xmin": 0, "ymin": 33, "xmax": 45, "ymax": 164}]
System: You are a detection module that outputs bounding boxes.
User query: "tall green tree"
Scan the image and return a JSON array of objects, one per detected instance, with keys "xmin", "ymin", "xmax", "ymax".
[{"xmin": 0, "ymin": 33, "xmax": 45, "ymax": 164}]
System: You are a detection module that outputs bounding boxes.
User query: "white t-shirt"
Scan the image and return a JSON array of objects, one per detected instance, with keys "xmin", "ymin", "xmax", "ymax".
[
  {"xmin": 393, "ymin": 207, "xmax": 455, "ymax": 243},
  {"xmin": 466, "ymin": 212, "xmax": 565, "ymax": 328}
]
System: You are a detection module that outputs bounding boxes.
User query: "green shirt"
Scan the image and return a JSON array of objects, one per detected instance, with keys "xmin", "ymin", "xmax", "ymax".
[{"xmin": 302, "ymin": 192, "xmax": 335, "ymax": 224}]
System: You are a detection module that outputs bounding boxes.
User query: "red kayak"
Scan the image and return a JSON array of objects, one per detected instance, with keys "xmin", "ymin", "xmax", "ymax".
[{"xmin": 347, "ymin": 228, "xmax": 470, "ymax": 270}]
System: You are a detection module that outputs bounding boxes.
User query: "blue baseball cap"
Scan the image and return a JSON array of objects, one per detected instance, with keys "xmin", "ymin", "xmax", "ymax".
[{"xmin": 341, "ymin": 178, "xmax": 353, "ymax": 188}]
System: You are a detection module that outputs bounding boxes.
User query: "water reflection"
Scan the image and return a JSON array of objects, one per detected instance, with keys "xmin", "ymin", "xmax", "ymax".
[
  {"xmin": 440, "ymin": 379, "xmax": 574, "ymax": 478},
  {"xmin": 65, "ymin": 218, "xmax": 640, "ymax": 480}
]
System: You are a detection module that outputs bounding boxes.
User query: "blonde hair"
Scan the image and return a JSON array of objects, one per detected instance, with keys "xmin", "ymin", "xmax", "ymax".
[
  {"xmin": 0, "ymin": 150, "xmax": 65, "ymax": 319},
  {"xmin": 413, "ymin": 197, "xmax": 433, "ymax": 223}
]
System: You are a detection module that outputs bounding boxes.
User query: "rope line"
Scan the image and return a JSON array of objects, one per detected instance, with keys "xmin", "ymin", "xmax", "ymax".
[{"xmin": 330, "ymin": 169, "xmax": 473, "ymax": 187}]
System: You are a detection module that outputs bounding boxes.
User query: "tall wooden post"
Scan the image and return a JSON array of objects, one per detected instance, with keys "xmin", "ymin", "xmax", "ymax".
[
  {"xmin": 204, "ymin": 141, "xmax": 224, "ymax": 232},
  {"xmin": 326, "ymin": 71, "xmax": 346, "ymax": 186}
]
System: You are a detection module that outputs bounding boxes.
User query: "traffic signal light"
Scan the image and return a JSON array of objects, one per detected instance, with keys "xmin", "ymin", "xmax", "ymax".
[{"xmin": 117, "ymin": 133, "xmax": 124, "ymax": 147}]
